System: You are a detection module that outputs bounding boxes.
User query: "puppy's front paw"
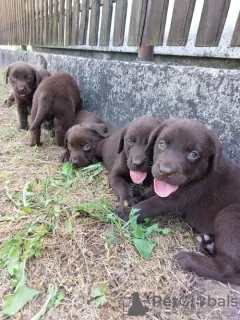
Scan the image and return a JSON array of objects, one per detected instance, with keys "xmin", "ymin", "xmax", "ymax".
[
  {"xmin": 115, "ymin": 204, "xmax": 131, "ymax": 222},
  {"xmin": 4, "ymin": 99, "xmax": 14, "ymax": 108},
  {"xmin": 175, "ymin": 251, "xmax": 193, "ymax": 270}
]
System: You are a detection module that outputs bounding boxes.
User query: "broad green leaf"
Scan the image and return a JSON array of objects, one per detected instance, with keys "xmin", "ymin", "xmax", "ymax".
[
  {"xmin": 90, "ymin": 284, "xmax": 108, "ymax": 307},
  {"xmin": 131, "ymin": 223, "xmax": 144, "ymax": 238},
  {"xmin": 90, "ymin": 284, "xmax": 105, "ymax": 298},
  {"xmin": 133, "ymin": 238, "xmax": 155, "ymax": 259},
  {"xmin": 160, "ymin": 228, "xmax": 173, "ymax": 235},
  {"xmin": 95, "ymin": 295, "xmax": 108, "ymax": 307},
  {"xmin": 145, "ymin": 224, "xmax": 162, "ymax": 236},
  {"xmin": 3, "ymin": 285, "xmax": 39, "ymax": 316}
]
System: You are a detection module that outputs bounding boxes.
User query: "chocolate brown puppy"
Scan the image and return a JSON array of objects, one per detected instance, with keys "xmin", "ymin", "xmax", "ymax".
[
  {"xmin": 63, "ymin": 115, "xmax": 160, "ymax": 205},
  {"xmin": 5, "ymin": 62, "xmax": 51, "ymax": 129},
  {"xmin": 117, "ymin": 118, "xmax": 240, "ymax": 285},
  {"xmin": 109, "ymin": 116, "xmax": 160, "ymax": 204},
  {"xmin": 62, "ymin": 110, "xmax": 110, "ymax": 165},
  {"xmin": 30, "ymin": 72, "xmax": 82, "ymax": 147}
]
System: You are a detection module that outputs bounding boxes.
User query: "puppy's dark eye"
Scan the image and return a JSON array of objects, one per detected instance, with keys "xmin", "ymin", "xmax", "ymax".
[
  {"xmin": 83, "ymin": 144, "xmax": 91, "ymax": 151},
  {"xmin": 126, "ymin": 138, "xmax": 134, "ymax": 147},
  {"xmin": 188, "ymin": 150, "xmax": 200, "ymax": 160},
  {"xmin": 26, "ymin": 76, "xmax": 32, "ymax": 82},
  {"xmin": 11, "ymin": 76, "xmax": 16, "ymax": 82},
  {"xmin": 158, "ymin": 140, "xmax": 167, "ymax": 150}
]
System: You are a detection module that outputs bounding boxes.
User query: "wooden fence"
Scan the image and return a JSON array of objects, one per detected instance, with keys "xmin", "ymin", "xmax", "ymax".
[{"xmin": 0, "ymin": 0, "xmax": 239, "ymax": 56}]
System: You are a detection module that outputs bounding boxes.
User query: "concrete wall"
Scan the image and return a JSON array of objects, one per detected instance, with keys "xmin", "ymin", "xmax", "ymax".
[{"xmin": 0, "ymin": 49, "xmax": 240, "ymax": 162}]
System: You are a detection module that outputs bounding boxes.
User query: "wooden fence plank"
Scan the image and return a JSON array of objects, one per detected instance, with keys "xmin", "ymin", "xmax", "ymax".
[
  {"xmin": 43, "ymin": 0, "xmax": 48, "ymax": 45},
  {"xmin": 59, "ymin": 0, "xmax": 65, "ymax": 45},
  {"xmin": 11, "ymin": 0, "xmax": 15, "ymax": 44},
  {"xmin": 144, "ymin": 0, "xmax": 169, "ymax": 46},
  {"xmin": 71, "ymin": 0, "xmax": 79, "ymax": 45},
  {"xmin": 25, "ymin": 0, "xmax": 30, "ymax": 45},
  {"xmin": 30, "ymin": 0, "xmax": 36, "ymax": 45},
  {"xmin": 52, "ymin": 0, "xmax": 59, "ymax": 45},
  {"xmin": 22, "ymin": 0, "xmax": 27, "ymax": 44},
  {"xmin": 48, "ymin": 0, "xmax": 53, "ymax": 44},
  {"xmin": 78, "ymin": 0, "xmax": 89, "ymax": 44},
  {"xmin": 65, "ymin": 0, "xmax": 72, "ymax": 46},
  {"xmin": 99, "ymin": 0, "xmax": 113, "ymax": 46},
  {"xmin": 39, "ymin": 0, "xmax": 44, "ymax": 45},
  {"xmin": 195, "ymin": 0, "xmax": 231, "ymax": 47},
  {"xmin": 89, "ymin": 0, "xmax": 100, "ymax": 46},
  {"xmin": 35, "ymin": 0, "xmax": 39, "ymax": 44},
  {"xmin": 128, "ymin": 0, "xmax": 147, "ymax": 46},
  {"xmin": 231, "ymin": 12, "xmax": 240, "ymax": 47},
  {"xmin": 167, "ymin": 0, "xmax": 195, "ymax": 46},
  {"xmin": 113, "ymin": 0, "xmax": 127, "ymax": 46}
]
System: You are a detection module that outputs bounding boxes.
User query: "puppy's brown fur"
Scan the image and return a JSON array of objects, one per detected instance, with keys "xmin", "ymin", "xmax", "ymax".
[
  {"xmin": 62, "ymin": 110, "xmax": 110, "ymax": 165},
  {"xmin": 63, "ymin": 115, "xmax": 160, "ymax": 205},
  {"xmin": 5, "ymin": 62, "xmax": 51, "ymax": 129},
  {"xmin": 109, "ymin": 116, "xmax": 160, "ymax": 204},
  {"xmin": 30, "ymin": 72, "xmax": 82, "ymax": 146},
  {"xmin": 117, "ymin": 118, "xmax": 240, "ymax": 285}
]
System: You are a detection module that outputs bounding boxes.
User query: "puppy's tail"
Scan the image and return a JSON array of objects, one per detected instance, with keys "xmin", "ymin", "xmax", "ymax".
[{"xmin": 30, "ymin": 96, "xmax": 52, "ymax": 130}]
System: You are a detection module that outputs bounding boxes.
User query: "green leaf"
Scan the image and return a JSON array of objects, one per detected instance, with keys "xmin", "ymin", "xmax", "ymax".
[
  {"xmin": 81, "ymin": 248, "xmax": 88, "ymax": 254},
  {"xmin": 90, "ymin": 284, "xmax": 105, "ymax": 298},
  {"xmin": 160, "ymin": 228, "xmax": 173, "ymax": 235},
  {"xmin": 66, "ymin": 217, "xmax": 73, "ymax": 235},
  {"xmin": 133, "ymin": 238, "xmax": 155, "ymax": 259},
  {"xmin": 90, "ymin": 284, "xmax": 108, "ymax": 307},
  {"xmin": 145, "ymin": 224, "xmax": 162, "ymax": 236},
  {"xmin": 95, "ymin": 295, "xmax": 108, "ymax": 307},
  {"xmin": 131, "ymin": 223, "xmax": 144, "ymax": 238},
  {"xmin": 3, "ymin": 285, "xmax": 39, "ymax": 316}
]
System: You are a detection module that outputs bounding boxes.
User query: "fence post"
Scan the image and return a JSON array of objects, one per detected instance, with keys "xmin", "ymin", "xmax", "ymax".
[{"xmin": 138, "ymin": 0, "xmax": 154, "ymax": 61}]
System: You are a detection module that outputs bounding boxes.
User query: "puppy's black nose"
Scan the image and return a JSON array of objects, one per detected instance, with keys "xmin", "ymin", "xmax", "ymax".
[
  {"xmin": 132, "ymin": 159, "xmax": 143, "ymax": 168},
  {"xmin": 18, "ymin": 88, "xmax": 25, "ymax": 93},
  {"xmin": 159, "ymin": 164, "xmax": 174, "ymax": 177}
]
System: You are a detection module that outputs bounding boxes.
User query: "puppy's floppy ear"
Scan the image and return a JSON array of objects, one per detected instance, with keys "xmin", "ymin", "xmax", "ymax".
[
  {"xmin": 117, "ymin": 128, "xmax": 127, "ymax": 154},
  {"xmin": 208, "ymin": 131, "xmax": 222, "ymax": 171},
  {"xmin": 34, "ymin": 69, "xmax": 42, "ymax": 88},
  {"xmin": 5, "ymin": 66, "xmax": 11, "ymax": 84},
  {"xmin": 144, "ymin": 122, "xmax": 166, "ymax": 154},
  {"xmin": 64, "ymin": 129, "xmax": 69, "ymax": 149},
  {"xmin": 90, "ymin": 123, "xmax": 110, "ymax": 138}
]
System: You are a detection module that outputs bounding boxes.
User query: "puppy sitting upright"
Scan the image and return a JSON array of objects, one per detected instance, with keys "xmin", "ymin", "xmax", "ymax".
[
  {"xmin": 30, "ymin": 72, "xmax": 82, "ymax": 147},
  {"xmin": 5, "ymin": 61, "xmax": 51, "ymax": 129},
  {"xmin": 117, "ymin": 118, "xmax": 240, "ymax": 285}
]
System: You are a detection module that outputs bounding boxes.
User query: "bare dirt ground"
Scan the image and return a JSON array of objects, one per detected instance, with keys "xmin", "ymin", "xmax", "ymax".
[{"xmin": 0, "ymin": 70, "xmax": 240, "ymax": 320}]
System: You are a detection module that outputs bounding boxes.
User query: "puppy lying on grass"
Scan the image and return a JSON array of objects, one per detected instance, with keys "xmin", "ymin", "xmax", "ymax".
[{"xmin": 117, "ymin": 118, "xmax": 240, "ymax": 285}]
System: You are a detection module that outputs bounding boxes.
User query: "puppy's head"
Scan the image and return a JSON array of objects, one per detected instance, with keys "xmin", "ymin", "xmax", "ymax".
[
  {"xmin": 5, "ymin": 62, "xmax": 42, "ymax": 99},
  {"xmin": 145, "ymin": 119, "xmax": 222, "ymax": 197},
  {"xmin": 118, "ymin": 116, "xmax": 160, "ymax": 184},
  {"xmin": 64, "ymin": 123, "xmax": 110, "ymax": 167}
]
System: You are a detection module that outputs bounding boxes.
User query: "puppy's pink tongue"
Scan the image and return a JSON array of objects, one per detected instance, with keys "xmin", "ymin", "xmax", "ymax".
[
  {"xmin": 130, "ymin": 171, "xmax": 148, "ymax": 184},
  {"xmin": 154, "ymin": 179, "xmax": 179, "ymax": 197}
]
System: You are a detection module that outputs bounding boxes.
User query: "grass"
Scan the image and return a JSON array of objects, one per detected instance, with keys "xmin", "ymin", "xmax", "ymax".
[{"xmin": 0, "ymin": 69, "xmax": 239, "ymax": 320}]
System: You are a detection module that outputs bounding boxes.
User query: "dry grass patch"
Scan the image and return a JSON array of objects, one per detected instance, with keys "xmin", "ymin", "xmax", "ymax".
[{"xmin": 0, "ymin": 69, "xmax": 240, "ymax": 320}]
